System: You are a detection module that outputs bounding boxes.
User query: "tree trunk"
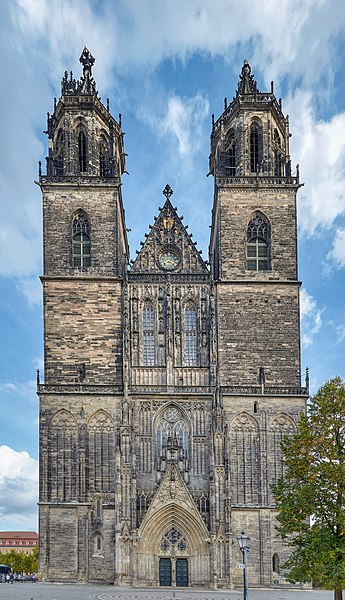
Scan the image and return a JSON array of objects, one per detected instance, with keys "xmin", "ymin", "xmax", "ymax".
[{"xmin": 334, "ymin": 589, "xmax": 343, "ymax": 600}]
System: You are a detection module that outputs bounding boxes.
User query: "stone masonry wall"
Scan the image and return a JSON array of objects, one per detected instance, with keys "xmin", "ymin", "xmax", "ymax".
[
  {"xmin": 217, "ymin": 282, "xmax": 301, "ymax": 386},
  {"xmin": 43, "ymin": 279, "xmax": 123, "ymax": 384},
  {"xmin": 218, "ymin": 187, "xmax": 298, "ymax": 281},
  {"xmin": 42, "ymin": 184, "xmax": 122, "ymax": 277}
]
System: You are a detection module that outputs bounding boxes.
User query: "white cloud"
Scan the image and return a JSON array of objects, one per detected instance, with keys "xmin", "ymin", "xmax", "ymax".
[
  {"xmin": 336, "ymin": 324, "xmax": 345, "ymax": 342},
  {"xmin": 0, "ymin": 446, "xmax": 38, "ymax": 525},
  {"xmin": 0, "ymin": 379, "xmax": 37, "ymax": 401},
  {"xmin": 287, "ymin": 91, "xmax": 345, "ymax": 236},
  {"xmin": 300, "ymin": 287, "xmax": 323, "ymax": 347},
  {"xmin": 17, "ymin": 277, "xmax": 42, "ymax": 307},
  {"xmin": 160, "ymin": 93, "xmax": 209, "ymax": 159},
  {"xmin": 327, "ymin": 228, "xmax": 345, "ymax": 268},
  {"xmin": 13, "ymin": 0, "xmax": 345, "ymax": 88}
]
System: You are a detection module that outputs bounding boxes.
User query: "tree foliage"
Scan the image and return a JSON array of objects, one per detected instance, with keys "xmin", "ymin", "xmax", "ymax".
[
  {"xmin": 272, "ymin": 377, "xmax": 345, "ymax": 599},
  {"xmin": 1, "ymin": 546, "xmax": 38, "ymax": 574}
]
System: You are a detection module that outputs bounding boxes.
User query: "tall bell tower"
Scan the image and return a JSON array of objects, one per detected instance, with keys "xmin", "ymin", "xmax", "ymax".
[
  {"xmin": 210, "ymin": 59, "xmax": 301, "ymax": 387},
  {"xmin": 38, "ymin": 48, "xmax": 128, "ymax": 581},
  {"xmin": 209, "ymin": 60, "xmax": 307, "ymax": 587}
]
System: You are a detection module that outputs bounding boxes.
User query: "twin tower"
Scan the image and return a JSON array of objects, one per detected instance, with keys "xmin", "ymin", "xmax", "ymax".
[{"xmin": 38, "ymin": 48, "xmax": 307, "ymax": 587}]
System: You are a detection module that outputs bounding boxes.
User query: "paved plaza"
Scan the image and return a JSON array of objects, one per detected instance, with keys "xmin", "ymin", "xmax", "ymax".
[{"xmin": 0, "ymin": 584, "xmax": 334, "ymax": 600}]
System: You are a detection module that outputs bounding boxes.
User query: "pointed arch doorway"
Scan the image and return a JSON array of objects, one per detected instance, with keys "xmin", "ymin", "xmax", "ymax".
[
  {"xmin": 136, "ymin": 502, "xmax": 210, "ymax": 587},
  {"xmin": 159, "ymin": 527, "xmax": 189, "ymax": 587}
]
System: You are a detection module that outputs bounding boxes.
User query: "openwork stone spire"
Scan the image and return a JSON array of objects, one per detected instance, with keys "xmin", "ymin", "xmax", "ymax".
[
  {"xmin": 237, "ymin": 59, "xmax": 259, "ymax": 95},
  {"xmin": 61, "ymin": 47, "xmax": 98, "ymax": 96}
]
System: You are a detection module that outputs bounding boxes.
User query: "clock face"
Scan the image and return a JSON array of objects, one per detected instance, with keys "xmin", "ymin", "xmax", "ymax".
[{"xmin": 159, "ymin": 250, "xmax": 180, "ymax": 271}]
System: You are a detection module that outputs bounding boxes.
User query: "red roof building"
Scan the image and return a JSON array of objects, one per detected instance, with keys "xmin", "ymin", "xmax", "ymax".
[{"xmin": 0, "ymin": 532, "xmax": 38, "ymax": 555}]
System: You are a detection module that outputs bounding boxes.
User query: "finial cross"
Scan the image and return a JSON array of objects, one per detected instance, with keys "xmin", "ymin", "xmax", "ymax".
[{"xmin": 163, "ymin": 184, "xmax": 173, "ymax": 200}]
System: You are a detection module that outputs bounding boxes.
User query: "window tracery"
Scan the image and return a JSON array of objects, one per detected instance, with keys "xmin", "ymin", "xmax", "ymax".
[
  {"xmin": 78, "ymin": 130, "xmax": 87, "ymax": 173},
  {"xmin": 143, "ymin": 304, "xmax": 155, "ymax": 366},
  {"xmin": 159, "ymin": 528, "xmax": 187, "ymax": 553},
  {"xmin": 156, "ymin": 406, "xmax": 189, "ymax": 466},
  {"xmin": 72, "ymin": 211, "xmax": 91, "ymax": 269},
  {"xmin": 54, "ymin": 129, "xmax": 64, "ymax": 176},
  {"xmin": 223, "ymin": 130, "xmax": 237, "ymax": 176},
  {"xmin": 99, "ymin": 135, "xmax": 109, "ymax": 176},
  {"xmin": 184, "ymin": 305, "xmax": 198, "ymax": 366},
  {"xmin": 273, "ymin": 129, "xmax": 282, "ymax": 176},
  {"xmin": 246, "ymin": 212, "xmax": 270, "ymax": 271},
  {"xmin": 250, "ymin": 121, "xmax": 262, "ymax": 173}
]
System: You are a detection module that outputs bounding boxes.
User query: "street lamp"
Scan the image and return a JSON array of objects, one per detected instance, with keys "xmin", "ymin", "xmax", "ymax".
[{"xmin": 236, "ymin": 530, "xmax": 250, "ymax": 600}]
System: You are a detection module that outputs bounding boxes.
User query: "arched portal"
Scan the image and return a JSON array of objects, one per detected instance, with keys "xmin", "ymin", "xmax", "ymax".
[{"xmin": 136, "ymin": 502, "xmax": 210, "ymax": 587}]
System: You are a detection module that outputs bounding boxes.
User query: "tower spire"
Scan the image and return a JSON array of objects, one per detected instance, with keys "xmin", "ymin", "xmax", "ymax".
[
  {"xmin": 61, "ymin": 47, "xmax": 97, "ymax": 96},
  {"xmin": 237, "ymin": 59, "xmax": 259, "ymax": 95}
]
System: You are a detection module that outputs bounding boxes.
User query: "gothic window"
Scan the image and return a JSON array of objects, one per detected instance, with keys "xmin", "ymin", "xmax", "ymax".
[
  {"xmin": 223, "ymin": 130, "xmax": 237, "ymax": 176},
  {"xmin": 246, "ymin": 212, "xmax": 270, "ymax": 271},
  {"xmin": 143, "ymin": 304, "xmax": 155, "ymax": 366},
  {"xmin": 99, "ymin": 135, "xmax": 108, "ymax": 176},
  {"xmin": 92, "ymin": 532, "xmax": 103, "ymax": 555},
  {"xmin": 88, "ymin": 410, "xmax": 115, "ymax": 493},
  {"xmin": 48, "ymin": 410, "xmax": 77, "ymax": 502},
  {"xmin": 72, "ymin": 211, "xmax": 91, "ymax": 269},
  {"xmin": 156, "ymin": 407, "xmax": 189, "ymax": 458},
  {"xmin": 78, "ymin": 130, "xmax": 87, "ymax": 173},
  {"xmin": 273, "ymin": 129, "xmax": 282, "ymax": 176},
  {"xmin": 230, "ymin": 414, "xmax": 260, "ymax": 505},
  {"xmin": 250, "ymin": 121, "xmax": 262, "ymax": 173},
  {"xmin": 269, "ymin": 414, "xmax": 296, "ymax": 498},
  {"xmin": 272, "ymin": 553, "xmax": 280, "ymax": 573},
  {"xmin": 54, "ymin": 129, "xmax": 64, "ymax": 176},
  {"xmin": 185, "ymin": 305, "xmax": 198, "ymax": 366}
]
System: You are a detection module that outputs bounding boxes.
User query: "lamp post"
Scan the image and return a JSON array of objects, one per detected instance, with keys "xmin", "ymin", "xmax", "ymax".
[{"xmin": 236, "ymin": 530, "xmax": 250, "ymax": 600}]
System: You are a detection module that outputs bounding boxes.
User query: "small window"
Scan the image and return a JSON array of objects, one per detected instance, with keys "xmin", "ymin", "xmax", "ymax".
[
  {"xmin": 254, "ymin": 401, "xmax": 258, "ymax": 414},
  {"xmin": 143, "ymin": 305, "xmax": 155, "ymax": 366},
  {"xmin": 78, "ymin": 130, "xmax": 87, "ymax": 173},
  {"xmin": 246, "ymin": 212, "xmax": 270, "ymax": 271},
  {"xmin": 96, "ymin": 499, "xmax": 101, "ymax": 518},
  {"xmin": 72, "ymin": 212, "xmax": 91, "ymax": 269},
  {"xmin": 272, "ymin": 553, "xmax": 280, "ymax": 573},
  {"xmin": 94, "ymin": 533, "xmax": 103, "ymax": 554}
]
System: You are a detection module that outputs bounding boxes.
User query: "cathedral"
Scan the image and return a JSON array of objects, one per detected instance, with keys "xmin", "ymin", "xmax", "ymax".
[{"xmin": 37, "ymin": 48, "xmax": 308, "ymax": 588}]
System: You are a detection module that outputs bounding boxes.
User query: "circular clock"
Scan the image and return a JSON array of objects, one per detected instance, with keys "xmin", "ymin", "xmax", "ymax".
[{"xmin": 158, "ymin": 249, "xmax": 180, "ymax": 271}]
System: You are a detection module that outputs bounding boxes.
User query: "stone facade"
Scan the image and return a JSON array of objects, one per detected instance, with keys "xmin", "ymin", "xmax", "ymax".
[{"xmin": 38, "ymin": 50, "xmax": 308, "ymax": 588}]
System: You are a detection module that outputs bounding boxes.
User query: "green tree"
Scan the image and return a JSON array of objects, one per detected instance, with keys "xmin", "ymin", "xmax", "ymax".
[{"xmin": 273, "ymin": 377, "xmax": 345, "ymax": 600}]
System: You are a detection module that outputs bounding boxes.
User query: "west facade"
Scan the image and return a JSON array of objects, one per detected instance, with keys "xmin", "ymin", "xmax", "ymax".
[{"xmin": 37, "ymin": 49, "xmax": 308, "ymax": 587}]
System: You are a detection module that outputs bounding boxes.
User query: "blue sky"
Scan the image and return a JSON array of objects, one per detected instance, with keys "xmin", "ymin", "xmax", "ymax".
[{"xmin": 1, "ymin": 0, "xmax": 345, "ymax": 531}]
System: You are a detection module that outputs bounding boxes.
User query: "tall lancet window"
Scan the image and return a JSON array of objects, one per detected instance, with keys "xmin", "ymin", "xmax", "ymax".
[
  {"xmin": 273, "ymin": 129, "xmax": 282, "ymax": 176},
  {"xmin": 185, "ymin": 306, "xmax": 198, "ymax": 366},
  {"xmin": 250, "ymin": 122, "xmax": 261, "ymax": 173},
  {"xmin": 55, "ymin": 129, "xmax": 64, "ymax": 176},
  {"xmin": 72, "ymin": 211, "xmax": 91, "ymax": 268},
  {"xmin": 99, "ymin": 136, "xmax": 108, "ymax": 176},
  {"xmin": 78, "ymin": 130, "xmax": 87, "ymax": 173},
  {"xmin": 143, "ymin": 304, "xmax": 155, "ymax": 366},
  {"xmin": 246, "ymin": 212, "xmax": 270, "ymax": 271},
  {"xmin": 224, "ymin": 130, "xmax": 236, "ymax": 176}
]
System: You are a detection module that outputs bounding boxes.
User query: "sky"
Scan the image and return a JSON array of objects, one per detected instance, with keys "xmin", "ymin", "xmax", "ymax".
[{"xmin": 1, "ymin": 0, "xmax": 345, "ymax": 532}]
